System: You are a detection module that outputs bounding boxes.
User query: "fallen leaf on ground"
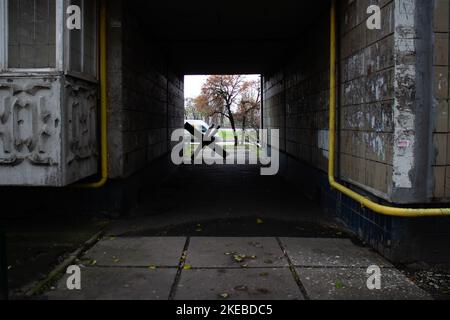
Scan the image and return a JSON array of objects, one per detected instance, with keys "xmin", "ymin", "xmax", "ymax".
[
  {"xmin": 233, "ymin": 255, "xmax": 244, "ymax": 263},
  {"xmin": 219, "ymin": 293, "xmax": 230, "ymax": 299}
]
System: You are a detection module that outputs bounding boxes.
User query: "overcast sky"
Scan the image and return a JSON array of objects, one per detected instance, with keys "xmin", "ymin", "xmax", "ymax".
[{"xmin": 184, "ymin": 75, "xmax": 261, "ymax": 100}]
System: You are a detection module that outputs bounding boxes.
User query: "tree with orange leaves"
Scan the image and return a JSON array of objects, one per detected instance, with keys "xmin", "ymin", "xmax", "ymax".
[{"xmin": 195, "ymin": 75, "xmax": 246, "ymax": 146}]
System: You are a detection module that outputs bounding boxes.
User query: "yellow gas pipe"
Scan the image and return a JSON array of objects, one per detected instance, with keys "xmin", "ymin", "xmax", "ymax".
[{"xmin": 328, "ymin": 0, "xmax": 450, "ymax": 217}]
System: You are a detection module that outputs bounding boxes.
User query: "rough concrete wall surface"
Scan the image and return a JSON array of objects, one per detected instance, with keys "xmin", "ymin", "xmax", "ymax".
[
  {"xmin": 433, "ymin": 0, "xmax": 450, "ymax": 200},
  {"xmin": 108, "ymin": 0, "xmax": 184, "ymax": 179},
  {"xmin": 0, "ymin": 76, "xmax": 98, "ymax": 186}
]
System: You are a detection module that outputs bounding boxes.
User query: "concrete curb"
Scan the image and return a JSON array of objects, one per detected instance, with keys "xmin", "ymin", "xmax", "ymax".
[{"xmin": 18, "ymin": 229, "xmax": 105, "ymax": 299}]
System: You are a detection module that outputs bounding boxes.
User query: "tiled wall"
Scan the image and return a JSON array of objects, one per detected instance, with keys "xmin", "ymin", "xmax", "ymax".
[
  {"xmin": 107, "ymin": 0, "xmax": 184, "ymax": 179},
  {"xmin": 433, "ymin": 0, "xmax": 450, "ymax": 200},
  {"xmin": 264, "ymin": 1, "xmax": 396, "ymax": 199},
  {"xmin": 339, "ymin": 0, "xmax": 395, "ymax": 198},
  {"xmin": 263, "ymin": 12, "xmax": 330, "ymax": 172}
]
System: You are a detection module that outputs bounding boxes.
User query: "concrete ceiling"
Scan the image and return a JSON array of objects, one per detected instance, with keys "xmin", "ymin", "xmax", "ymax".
[{"xmin": 139, "ymin": 0, "xmax": 331, "ymax": 74}]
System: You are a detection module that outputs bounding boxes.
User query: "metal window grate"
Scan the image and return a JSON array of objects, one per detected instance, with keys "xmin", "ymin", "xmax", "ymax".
[{"xmin": 8, "ymin": 0, "xmax": 56, "ymax": 68}]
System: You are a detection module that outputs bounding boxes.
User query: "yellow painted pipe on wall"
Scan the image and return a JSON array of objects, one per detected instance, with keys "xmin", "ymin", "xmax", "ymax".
[
  {"xmin": 79, "ymin": 0, "xmax": 108, "ymax": 188},
  {"xmin": 328, "ymin": 0, "xmax": 450, "ymax": 217}
]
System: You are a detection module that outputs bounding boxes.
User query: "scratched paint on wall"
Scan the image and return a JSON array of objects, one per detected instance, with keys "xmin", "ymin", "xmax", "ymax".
[{"xmin": 393, "ymin": 0, "xmax": 416, "ymax": 189}]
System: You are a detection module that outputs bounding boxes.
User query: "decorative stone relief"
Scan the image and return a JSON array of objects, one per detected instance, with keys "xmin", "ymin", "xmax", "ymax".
[
  {"xmin": 64, "ymin": 79, "xmax": 98, "ymax": 166},
  {"xmin": 0, "ymin": 82, "xmax": 60, "ymax": 166}
]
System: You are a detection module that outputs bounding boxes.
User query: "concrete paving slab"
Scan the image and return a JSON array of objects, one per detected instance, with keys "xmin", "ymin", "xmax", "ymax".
[
  {"xmin": 43, "ymin": 266, "xmax": 177, "ymax": 300},
  {"xmin": 186, "ymin": 237, "xmax": 288, "ymax": 268},
  {"xmin": 175, "ymin": 268, "xmax": 303, "ymax": 300},
  {"xmin": 83, "ymin": 237, "xmax": 186, "ymax": 267},
  {"xmin": 281, "ymin": 238, "xmax": 391, "ymax": 267},
  {"xmin": 297, "ymin": 267, "xmax": 431, "ymax": 300}
]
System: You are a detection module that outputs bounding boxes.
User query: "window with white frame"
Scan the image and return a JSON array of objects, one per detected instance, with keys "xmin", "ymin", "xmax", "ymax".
[
  {"xmin": 0, "ymin": 0, "xmax": 97, "ymax": 76},
  {"xmin": 67, "ymin": 0, "xmax": 97, "ymax": 78},
  {"xmin": 7, "ymin": 0, "xmax": 56, "ymax": 68}
]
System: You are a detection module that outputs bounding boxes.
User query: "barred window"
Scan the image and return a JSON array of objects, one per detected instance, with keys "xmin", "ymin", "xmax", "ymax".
[
  {"xmin": 68, "ymin": 0, "xmax": 97, "ymax": 77},
  {"xmin": 8, "ymin": 0, "xmax": 56, "ymax": 68}
]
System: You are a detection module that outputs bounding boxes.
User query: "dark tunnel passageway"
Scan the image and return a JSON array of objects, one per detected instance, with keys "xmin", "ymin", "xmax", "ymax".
[
  {"xmin": 105, "ymin": 0, "xmax": 335, "ymax": 235},
  {"xmin": 3, "ymin": 0, "xmax": 450, "ymax": 301},
  {"xmin": 110, "ymin": 163, "xmax": 341, "ymax": 238}
]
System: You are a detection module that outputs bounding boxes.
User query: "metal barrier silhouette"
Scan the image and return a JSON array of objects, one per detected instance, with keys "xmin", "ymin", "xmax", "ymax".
[{"xmin": 184, "ymin": 122, "xmax": 228, "ymax": 160}]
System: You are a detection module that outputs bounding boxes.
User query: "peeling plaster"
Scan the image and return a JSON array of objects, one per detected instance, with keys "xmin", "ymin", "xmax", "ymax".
[{"xmin": 393, "ymin": 0, "xmax": 416, "ymax": 189}]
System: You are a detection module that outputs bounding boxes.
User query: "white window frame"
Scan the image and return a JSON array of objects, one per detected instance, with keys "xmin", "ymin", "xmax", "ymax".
[
  {"xmin": 0, "ymin": 0, "xmax": 64, "ymax": 73},
  {"xmin": 64, "ymin": 0, "xmax": 98, "ymax": 82}
]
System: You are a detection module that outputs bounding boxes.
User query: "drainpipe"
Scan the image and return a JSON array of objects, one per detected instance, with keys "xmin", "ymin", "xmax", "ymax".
[{"xmin": 328, "ymin": 0, "xmax": 450, "ymax": 217}]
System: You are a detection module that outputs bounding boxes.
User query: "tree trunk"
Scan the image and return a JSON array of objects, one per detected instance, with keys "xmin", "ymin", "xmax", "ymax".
[
  {"xmin": 241, "ymin": 117, "xmax": 247, "ymax": 145},
  {"xmin": 228, "ymin": 114, "xmax": 238, "ymax": 146}
]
